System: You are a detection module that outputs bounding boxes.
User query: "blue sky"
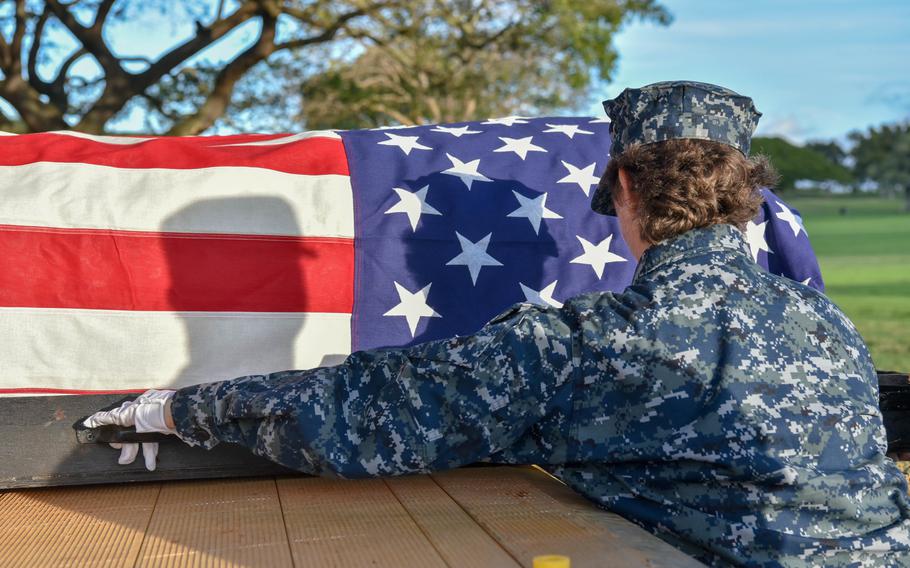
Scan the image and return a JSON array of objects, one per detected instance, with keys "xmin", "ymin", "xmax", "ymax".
[{"xmin": 594, "ymin": 0, "xmax": 910, "ymax": 143}]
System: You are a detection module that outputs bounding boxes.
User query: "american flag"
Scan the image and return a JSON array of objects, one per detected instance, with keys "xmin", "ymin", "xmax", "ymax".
[{"xmin": 0, "ymin": 119, "xmax": 823, "ymax": 395}]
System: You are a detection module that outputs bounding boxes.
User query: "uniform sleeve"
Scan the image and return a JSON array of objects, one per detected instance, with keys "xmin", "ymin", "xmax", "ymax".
[{"xmin": 170, "ymin": 303, "xmax": 579, "ymax": 478}]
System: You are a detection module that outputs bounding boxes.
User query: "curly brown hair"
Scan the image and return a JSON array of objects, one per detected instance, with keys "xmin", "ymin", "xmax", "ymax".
[{"xmin": 600, "ymin": 139, "xmax": 779, "ymax": 243}]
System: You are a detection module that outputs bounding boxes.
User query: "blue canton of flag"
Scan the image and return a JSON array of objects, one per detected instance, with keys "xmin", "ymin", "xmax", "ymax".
[{"xmin": 340, "ymin": 117, "xmax": 824, "ymax": 351}]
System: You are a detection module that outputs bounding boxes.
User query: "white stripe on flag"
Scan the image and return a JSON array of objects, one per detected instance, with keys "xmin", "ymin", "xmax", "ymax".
[
  {"xmin": 0, "ymin": 308, "xmax": 352, "ymax": 392},
  {"xmin": 211, "ymin": 131, "xmax": 341, "ymax": 146},
  {"xmin": 0, "ymin": 162, "xmax": 355, "ymax": 237},
  {"xmin": 45, "ymin": 131, "xmax": 158, "ymax": 145}
]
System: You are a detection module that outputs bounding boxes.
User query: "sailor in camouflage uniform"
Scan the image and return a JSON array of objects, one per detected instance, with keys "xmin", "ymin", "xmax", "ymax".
[{"xmin": 86, "ymin": 81, "xmax": 910, "ymax": 566}]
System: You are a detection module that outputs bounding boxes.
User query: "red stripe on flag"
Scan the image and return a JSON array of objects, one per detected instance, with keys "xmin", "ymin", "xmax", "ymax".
[
  {"xmin": 0, "ymin": 133, "xmax": 349, "ymax": 176},
  {"xmin": 0, "ymin": 226, "xmax": 354, "ymax": 313}
]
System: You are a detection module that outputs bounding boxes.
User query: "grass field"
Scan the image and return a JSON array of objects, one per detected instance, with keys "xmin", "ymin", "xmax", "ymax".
[{"xmin": 784, "ymin": 195, "xmax": 910, "ymax": 372}]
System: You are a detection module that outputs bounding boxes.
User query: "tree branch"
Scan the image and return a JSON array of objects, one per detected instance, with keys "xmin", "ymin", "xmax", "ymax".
[
  {"xmin": 45, "ymin": 0, "xmax": 122, "ymax": 77},
  {"xmin": 0, "ymin": 21, "xmax": 9, "ymax": 72},
  {"xmin": 27, "ymin": 10, "xmax": 51, "ymax": 95},
  {"xmin": 0, "ymin": 75, "xmax": 68, "ymax": 131},
  {"xmin": 279, "ymin": 5, "xmax": 319, "ymax": 23},
  {"xmin": 344, "ymin": 28, "xmax": 388, "ymax": 48},
  {"xmin": 129, "ymin": 2, "xmax": 260, "ymax": 94},
  {"xmin": 166, "ymin": 11, "xmax": 278, "ymax": 135},
  {"xmin": 50, "ymin": 47, "xmax": 87, "ymax": 103},
  {"xmin": 10, "ymin": 0, "xmax": 28, "ymax": 75},
  {"xmin": 94, "ymin": 0, "xmax": 116, "ymax": 31},
  {"xmin": 274, "ymin": 6, "xmax": 370, "ymax": 51},
  {"xmin": 73, "ymin": 2, "xmax": 259, "ymax": 133},
  {"xmin": 69, "ymin": 74, "xmax": 105, "ymax": 90},
  {"xmin": 0, "ymin": 1, "xmax": 69, "ymax": 131},
  {"xmin": 372, "ymin": 102, "xmax": 415, "ymax": 126},
  {"xmin": 140, "ymin": 90, "xmax": 181, "ymax": 123},
  {"xmin": 0, "ymin": 111, "xmax": 27, "ymax": 132},
  {"xmin": 119, "ymin": 55, "xmax": 155, "ymax": 66}
]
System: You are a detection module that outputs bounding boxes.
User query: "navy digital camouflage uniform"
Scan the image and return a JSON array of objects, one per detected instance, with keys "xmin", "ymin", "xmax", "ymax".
[
  {"xmin": 169, "ymin": 82, "xmax": 910, "ymax": 566},
  {"xmin": 171, "ymin": 223, "xmax": 910, "ymax": 566}
]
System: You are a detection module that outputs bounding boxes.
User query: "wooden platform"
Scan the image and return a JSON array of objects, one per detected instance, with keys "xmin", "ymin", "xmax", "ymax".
[{"xmin": 0, "ymin": 466, "xmax": 703, "ymax": 567}]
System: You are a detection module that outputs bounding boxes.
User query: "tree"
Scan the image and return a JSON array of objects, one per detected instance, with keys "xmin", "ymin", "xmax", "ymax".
[
  {"xmin": 805, "ymin": 139, "xmax": 848, "ymax": 167},
  {"xmin": 849, "ymin": 122, "xmax": 910, "ymax": 211},
  {"xmin": 751, "ymin": 136, "xmax": 855, "ymax": 192},
  {"xmin": 0, "ymin": 0, "xmax": 669, "ymax": 135},
  {"xmin": 0, "ymin": 0, "xmax": 402, "ymax": 134},
  {"xmin": 293, "ymin": 1, "xmax": 671, "ymax": 129}
]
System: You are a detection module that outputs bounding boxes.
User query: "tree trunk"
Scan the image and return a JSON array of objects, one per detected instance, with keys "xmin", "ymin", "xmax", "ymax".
[{"xmin": 0, "ymin": 76, "xmax": 68, "ymax": 132}]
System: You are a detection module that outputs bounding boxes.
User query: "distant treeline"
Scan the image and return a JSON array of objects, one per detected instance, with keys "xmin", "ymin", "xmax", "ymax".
[{"xmin": 753, "ymin": 122, "xmax": 910, "ymax": 208}]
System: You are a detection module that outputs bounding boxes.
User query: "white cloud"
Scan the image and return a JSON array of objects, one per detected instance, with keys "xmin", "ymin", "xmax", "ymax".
[{"xmin": 754, "ymin": 115, "xmax": 817, "ymax": 145}]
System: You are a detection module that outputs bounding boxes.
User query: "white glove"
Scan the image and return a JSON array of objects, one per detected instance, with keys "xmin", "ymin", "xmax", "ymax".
[{"xmin": 82, "ymin": 389, "xmax": 177, "ymax": 471}]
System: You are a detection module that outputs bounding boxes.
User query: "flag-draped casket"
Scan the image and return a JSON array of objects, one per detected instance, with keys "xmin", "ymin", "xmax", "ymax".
[{"xmin": 0, "ymin": 118, "xmax": 823, "ymax": 395}]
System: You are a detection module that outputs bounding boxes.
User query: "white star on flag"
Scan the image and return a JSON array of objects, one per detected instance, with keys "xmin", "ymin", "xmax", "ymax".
[
  {"xmin": 383, "ymin": 282, "xmax": 441, "ymax": 337},
  {"xmin": 494, "ymin": 136, "xmax": 547, "ymax": 160},
  {"xmin": 745, "ymin": 220, "xmax": 772, "ymax": 261},
  {"xmin": 774, "ymin": 202, "xmax": 806, "ymax": 237},
  {"xmin": 542, "ymin": 123, "xmax": 594, "ymax": 139},
  {"xmin": 482, "ymin": 116, "xmax": 530, "ymax": 126},
  {"xmin": 520, "ymin": 280, "xmax": 564, "ymax": 309},
  {"xmin": 384, "ymin": 185, "xmax": 442, "ymax": 231},
  {"xmin": 557, "ymin": 160, "xmax": 600, "ymax": 196},
  {"xmin": 377, "ymin": 132, "xmax": 431, "ymax": 155},
  {"xmin": 588, "ymin": 117, "xmax": 611, "ymax": 123},
  {"xmin": 801, "ymin": 277, "xmax": 812, "ymax": 286},
  {"xmin": 507, "ymin": 190, "xmax": 562, "ymax": 234},
  {"xmin": 442, "ymin": 153, "xmax": 493, "ymax": 190},
  {"xmin": 570, "ymin": 234, "xmax": 626, "ymax": 278},
  {"xmin": 431, "ymin": 125, "xmax": 482, "ymax": 137},
  {"xmin": 446, "ymin": 232, "xmax": 503, "ymax": 285}
]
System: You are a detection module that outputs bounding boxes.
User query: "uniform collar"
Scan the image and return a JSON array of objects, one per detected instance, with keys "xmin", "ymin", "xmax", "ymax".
[{"xmin": 632, "ymin": 224, "xmax": 752, "ymax": 283}]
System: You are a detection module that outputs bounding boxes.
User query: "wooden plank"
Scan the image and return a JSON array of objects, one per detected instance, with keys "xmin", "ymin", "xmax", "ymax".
[
  {"xmin": 0, "ymin": 468, "xmax": 703, "ymax": 567},
  {"xmin": 0, "ymin": 482, "xmax": 159, "ymax": 567},
  {"xmin": 276, "ymin": 476, "xmax": 449, "ymax": 568},
  {"xmin": 385, "ymin": 474, "xmax": 521, "ymax": 567},
  {"xmin": 0, "ymin": 394, "xmax": 295, "ymax": 489},
  {"xmin": 136, "ymin": 478, "xmax": 294, "ymax": 567},
  {"xmin": 431, "ymin": 467, "xmax": 705, "ymax": 568}
]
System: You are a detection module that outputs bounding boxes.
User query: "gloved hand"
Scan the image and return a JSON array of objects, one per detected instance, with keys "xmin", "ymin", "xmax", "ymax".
[{"xmin": 82, "ymin": 389, "xmax": 177, "ymax": 471}]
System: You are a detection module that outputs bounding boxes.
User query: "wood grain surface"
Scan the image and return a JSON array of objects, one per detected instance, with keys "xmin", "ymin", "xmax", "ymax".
[{"xmin": 0, "ymin": 467, "xmax": 704, "ymax": 567}]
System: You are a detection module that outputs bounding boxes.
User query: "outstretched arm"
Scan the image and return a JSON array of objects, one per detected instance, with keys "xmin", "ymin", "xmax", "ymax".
[{"xmin": 170, "ymin": 303, "xmax": 579, "ymax": 478}]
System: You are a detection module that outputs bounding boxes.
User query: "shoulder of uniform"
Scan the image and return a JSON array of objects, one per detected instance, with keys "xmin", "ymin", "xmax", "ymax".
[{"xmin": 485, "ymin": 302, "xmax": 543, "ymax": 326}]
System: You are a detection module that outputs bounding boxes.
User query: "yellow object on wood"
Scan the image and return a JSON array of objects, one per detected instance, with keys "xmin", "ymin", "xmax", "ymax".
[{"xmin": 534, "ymin": 555, "xmax": 571, "ymax": 568}]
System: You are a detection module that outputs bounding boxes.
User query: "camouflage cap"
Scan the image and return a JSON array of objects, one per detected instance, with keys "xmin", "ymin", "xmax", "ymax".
[{"xmin": 591, "ymin": 80, "xmax": 762, "ymax": 216}]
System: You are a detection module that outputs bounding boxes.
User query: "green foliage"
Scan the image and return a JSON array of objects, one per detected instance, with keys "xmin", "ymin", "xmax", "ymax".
[
  {"xmin": 293, "ymin": 0, "xmax": 671, "ymax": 129},
  {"xmin": 805, "ymin": 140, "xmax": 848, "ymax": 167},
  {"xmin": 751, "ymin": 136, "xmax": 855, "ymax": 191},
  {"xmin": 849, "ymin": 122, "xmax": 910, "ymax": 203}
]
